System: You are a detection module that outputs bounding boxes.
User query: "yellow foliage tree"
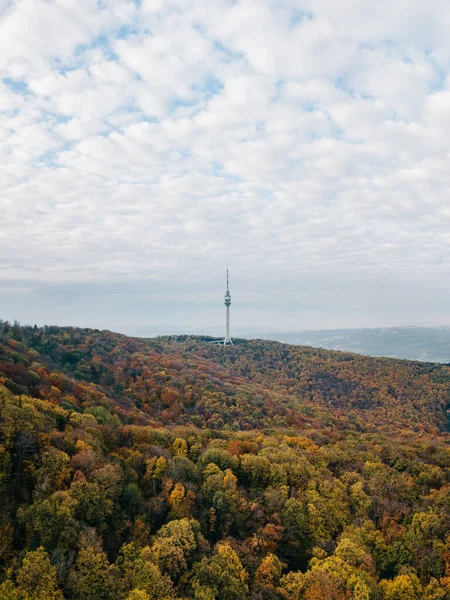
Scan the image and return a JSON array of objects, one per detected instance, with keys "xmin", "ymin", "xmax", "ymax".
[
  {"xmin": 17, "ymin": 546, "xmax": 64, "ymax": 600},
  {"xmin": 380, "ymin": 573, "xmax": 423, "ymax": 600}
]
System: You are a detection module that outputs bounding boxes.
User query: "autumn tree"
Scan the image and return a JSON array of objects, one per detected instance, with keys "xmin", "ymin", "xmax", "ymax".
[
  {"xmin": 16, "ymin": 546, "xmax": 63, "ymax": 600},
  {"xmin": 191, "ymin": 543, "xmax": 249, "ymax": 599}
]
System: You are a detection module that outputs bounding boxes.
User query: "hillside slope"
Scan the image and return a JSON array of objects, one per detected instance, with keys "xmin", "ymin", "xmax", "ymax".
[{"xmin": 2, "ymin": 323, "xmax": 449, "ymax": 434}]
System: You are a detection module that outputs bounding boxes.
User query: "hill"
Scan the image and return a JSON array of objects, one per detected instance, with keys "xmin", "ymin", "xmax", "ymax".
[
  {"xmin": 2, "ymin": 323, "xmax": 449, "ymax": 434},
  {"xmin": 1, "ymin": 321, "xmax": 450, "ymax": 599}
]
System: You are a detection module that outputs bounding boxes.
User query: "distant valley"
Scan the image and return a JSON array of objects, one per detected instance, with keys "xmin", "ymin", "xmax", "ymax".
[{"xmin": 255, "ymin": 326, "xmax": 450, "ymax": 363}]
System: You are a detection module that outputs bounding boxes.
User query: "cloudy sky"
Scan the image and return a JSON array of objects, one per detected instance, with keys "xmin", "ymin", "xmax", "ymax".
[{"xmin": 2, "ymin": 0, "xmax": 450, "ymax": 333}]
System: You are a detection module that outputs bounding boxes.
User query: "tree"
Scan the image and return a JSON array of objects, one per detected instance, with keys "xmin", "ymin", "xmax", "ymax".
[
  {"xmin": 152, "ymin": 518, "xmax": 204, "ymax": 580},
  {"xmin": 172, "ymin": 438, "xmax": 188, "ymax": 457},
  {"xmin": 169, "ymin": 482, "xmax": 196, "ymax": 519},
  {"xmin": 144, "ymin": 456, "xmax": 167, "ymax": 495},
  {"xmin": 121, "ymin": 482, "xmax": 143, "ymax": 516},
  {"xmin": 281, "ymin": 498, "xmax": 311, "ymax": 569},
  {"xmin": 255, "ymin": 554, "xmax": 283, "ymax": 588},
  {"xmin": 34, "ymin": 447, "xmax": 71, "ymax": 498},
  {"xmin": 201, "ymin": 466, "xmax": 244, "ymax": 538},
  {"xmin": 191, "ymin": 543, "xmax": 249, "ymax": 600},
  {"xmin": 16, "ymin": 546, "xmax": 64, "ymax": 600},
  {"xmin": 119, "ymin": 543, "xmax": 179, "ymax": 600},
  {"xmin": 126, "ymin": 591, "xmax": 151, "ymax": 600},
  {"xmin": 70, "ymin": 476, "xmax": 112, "ymax": 526},
  {"xmin": 379, "ymin": 573, "xmax": 423, "ymax": 600},
  {"xmin": 70, "ymin": 546, "xmax": 120, "ymax": 600},
  {"xmin": 21, "ymin": 490, "xmax": 79, "ymax": 550}
]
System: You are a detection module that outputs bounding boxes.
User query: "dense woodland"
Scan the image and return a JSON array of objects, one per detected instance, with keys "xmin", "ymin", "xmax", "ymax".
[{"xmin": 0, "ymin": 321, "xmax": 450, "ymax": 599}]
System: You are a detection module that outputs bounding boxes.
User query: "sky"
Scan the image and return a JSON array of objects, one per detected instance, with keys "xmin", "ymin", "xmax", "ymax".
[{"xmin": 2, "ymin": 0, "xmax": 450, "ymax": 334}]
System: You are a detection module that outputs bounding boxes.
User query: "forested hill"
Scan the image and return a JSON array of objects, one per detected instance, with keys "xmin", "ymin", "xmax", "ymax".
[
  {"xmin": 1, "ymin": 322, "xmax": 449, "ymax": 434},
  {"xmin": 1, "ymin": 322, "xmax": 450, "ymax": 600}
]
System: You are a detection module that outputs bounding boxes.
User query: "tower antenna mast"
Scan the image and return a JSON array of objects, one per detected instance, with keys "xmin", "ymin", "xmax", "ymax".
[
  {"xmin": 223, "ymin": 268, "xmax": 233, "ymax": 345},
  {"xmin": 212, "ymin": 268, "xmax": 233, "ymax": 346}
]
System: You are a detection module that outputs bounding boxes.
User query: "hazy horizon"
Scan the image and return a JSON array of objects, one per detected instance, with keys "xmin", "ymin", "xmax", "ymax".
[
  {"xmin": 3, "ymin": 307, "xmax": 450, "ymax": 339},
  {"xmin": 3, "ymin": 275, "xmax": 450, "ymax": 333}
]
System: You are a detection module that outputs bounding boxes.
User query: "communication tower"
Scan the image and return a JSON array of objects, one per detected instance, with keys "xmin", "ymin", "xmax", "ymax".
[{"xmin": 224, "ymin": 269, "xmax": 232, "ymax": 345}]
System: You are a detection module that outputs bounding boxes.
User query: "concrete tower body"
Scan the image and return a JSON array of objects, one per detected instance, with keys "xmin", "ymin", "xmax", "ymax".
[{"xmin": 224, "ymin": 269, "xmax": 233, "ymax": 345}]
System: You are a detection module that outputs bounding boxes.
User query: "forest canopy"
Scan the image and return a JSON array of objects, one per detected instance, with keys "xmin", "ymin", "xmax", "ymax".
[{"xmin": 0, "ymin": 321, "xmax": 449, "ymax": 599}]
